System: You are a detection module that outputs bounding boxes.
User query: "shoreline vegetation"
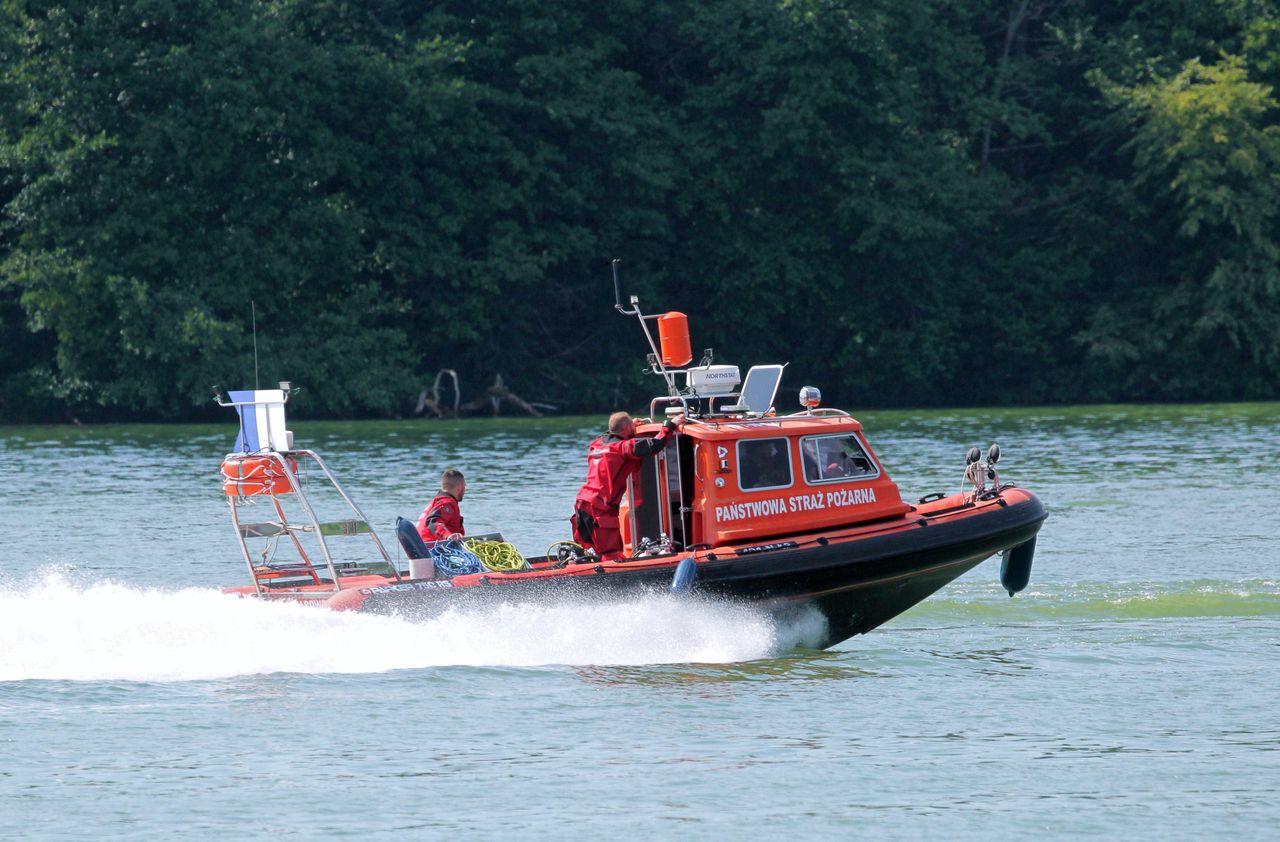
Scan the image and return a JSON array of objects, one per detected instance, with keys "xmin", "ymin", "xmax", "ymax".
[
  {"xmin": 2, "ymin": 1, "xmax": 1278, "ymax": 424},
  {"xmin": 1, "ymin": 400, "xmax": 1275, "ymax": 433}
]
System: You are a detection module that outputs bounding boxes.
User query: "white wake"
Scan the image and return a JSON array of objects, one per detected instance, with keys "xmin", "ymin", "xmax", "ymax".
[{"xmin": 0, "ymin": 572, "xmax": 826, "ymax": 682}]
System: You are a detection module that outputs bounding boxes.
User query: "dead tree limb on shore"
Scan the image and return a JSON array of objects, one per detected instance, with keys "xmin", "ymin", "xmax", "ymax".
[
  {"xmin": 416, "ymin": 371, "xmax": 554, "ymax": 418},
  {"xmin": 415, "ymin": 368, "xmax": 459, "ymax": 417}
]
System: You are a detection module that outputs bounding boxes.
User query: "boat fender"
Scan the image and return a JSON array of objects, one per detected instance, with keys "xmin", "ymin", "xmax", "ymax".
[
  {"xmin": 671, "ymin": 557, "xmax": 697, "ymax": 594},
  {"xmin": 327, "ymin": 589, "xmax": 369, "ymax": 612},
  {"xmin": 999, "ymin": 536, "xmax": 1036, "ymax": 596}
]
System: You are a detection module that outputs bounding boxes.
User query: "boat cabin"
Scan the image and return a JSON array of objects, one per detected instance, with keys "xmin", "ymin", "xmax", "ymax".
[
  {"xmin": 598, "ymin": 278, "xmax": 912, "ymax": 558},
  {"xmin": 618, "ymin": 364, "xmax": 910, "ymax": 556}
]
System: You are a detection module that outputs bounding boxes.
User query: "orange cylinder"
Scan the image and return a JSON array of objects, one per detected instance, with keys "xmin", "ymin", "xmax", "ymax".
[{"xmin": 657, "ymin": 311, "xmax": 692, "ymax": 367}]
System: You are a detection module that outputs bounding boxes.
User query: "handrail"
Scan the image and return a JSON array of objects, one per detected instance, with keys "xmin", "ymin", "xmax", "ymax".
[
  {"xmin": 784, "ymin": 408, "xmax": 851, "ymax": 417},
  {"xmin": 302, "ymin": 450, "xmax": 400, "ymax": 581},
  {"xmin": 228, "ymin": 498, "xmax": 264, "ymax": 596},
  {"xmin": 688, "ymin": 409, "xmax": 857, "ymax": 428},
  {"xmin": 649, "ymin": 394, "xmax": 700, "ymax": 418}
]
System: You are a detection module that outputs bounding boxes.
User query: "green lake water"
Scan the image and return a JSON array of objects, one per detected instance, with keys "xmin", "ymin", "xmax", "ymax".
[{"xmin": 1, "ymin": 403, "xmax": 1277, "ymax": 837}]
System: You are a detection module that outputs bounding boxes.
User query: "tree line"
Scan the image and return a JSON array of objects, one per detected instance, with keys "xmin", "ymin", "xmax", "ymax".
[{"xmin": 1, "ymin": 0, "xmax": 1277, "ymax": 422}]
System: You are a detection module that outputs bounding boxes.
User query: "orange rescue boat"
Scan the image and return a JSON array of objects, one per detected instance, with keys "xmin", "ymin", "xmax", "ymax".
[{"xmin": 218, "ymin": 275, "xmax": 1046, "ymax": 649}]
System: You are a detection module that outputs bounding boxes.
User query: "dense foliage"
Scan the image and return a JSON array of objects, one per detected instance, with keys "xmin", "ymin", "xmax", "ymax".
[{"xmin": 1, "ymin": 0, "xmax": 1276, "ymax": 421}]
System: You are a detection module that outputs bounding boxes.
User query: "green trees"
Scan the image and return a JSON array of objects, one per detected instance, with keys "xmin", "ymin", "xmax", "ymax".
[
  {"xmin": 647, "ymin": 0, "xmax": 1000, "ymax": 405},
  {"xmin": 1087, "ymin": 44, "xmax": 1280, "ymax": 398},
  {"xmin": 0, "ymin": 1, "xmax": 455, "ymax": 416},
  {"xmin": 0, "ymin": 0, "xmax": 1275, "ymax": 421}
]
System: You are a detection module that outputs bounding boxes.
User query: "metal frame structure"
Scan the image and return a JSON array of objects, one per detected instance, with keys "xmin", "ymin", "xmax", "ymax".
[
  {"xmin": 216, "ymin": 387, "xmax": 399, "ymax": 598},
  {"xmin": 226, "ymin": 449, "xmax": 400, "ymax": 597}
]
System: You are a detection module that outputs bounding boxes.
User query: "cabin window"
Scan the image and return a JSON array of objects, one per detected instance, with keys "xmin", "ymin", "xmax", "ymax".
[
  {"xmin": 800, "ymin": 434, "xmax": 878, "ymax": 483},
  {"xmin": 737, "ymin": 437, "xmax": 793, "ymax": 491}
]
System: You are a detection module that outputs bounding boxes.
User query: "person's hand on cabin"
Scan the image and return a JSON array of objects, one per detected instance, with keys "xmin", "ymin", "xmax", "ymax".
[{"xmin": 664, "ymin": 413, "xmax": 686, "ymax": 431}]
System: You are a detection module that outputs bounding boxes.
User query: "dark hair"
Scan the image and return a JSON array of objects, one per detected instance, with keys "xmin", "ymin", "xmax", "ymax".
[{"xmin": 441, "ymin": 469, "xmax": 464, "ymax": 490}]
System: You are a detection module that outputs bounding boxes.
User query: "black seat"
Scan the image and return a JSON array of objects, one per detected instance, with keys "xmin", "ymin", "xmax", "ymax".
[{"xmin": 395, "ymin": 516, "xmax": 432, "ymax": 559}]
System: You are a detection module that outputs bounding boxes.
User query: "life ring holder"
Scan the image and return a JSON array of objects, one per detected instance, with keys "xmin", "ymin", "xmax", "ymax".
[{"xmin": 221, "ymin": 454, "xmax": 298, "ymax": 497}]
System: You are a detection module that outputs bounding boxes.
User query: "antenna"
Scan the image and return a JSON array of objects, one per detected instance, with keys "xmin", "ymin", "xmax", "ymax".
[
  {"xmin": 612, "ymin": 258, "xmax": 636, "ymax": 315},
  {"xmin": 609, "ymin": 259, "xmax": 678, "ymax": 396},
  {"xmin": 251, "ymin": 301, "xmax": 260, "ymax": 389}
]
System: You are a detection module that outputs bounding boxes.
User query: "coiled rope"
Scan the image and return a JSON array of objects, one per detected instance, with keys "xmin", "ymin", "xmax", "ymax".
[
  {"xmin": 430, "ymin": 539, "xmax": 484, "ymax": 576},
  {"xmin": 464, "ymin": 538, "xmax": 530, "ymax": 572}
]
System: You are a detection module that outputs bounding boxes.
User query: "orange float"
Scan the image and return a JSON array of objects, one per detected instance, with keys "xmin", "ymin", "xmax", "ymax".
[{"xmin": 220, "ymin": 455, "xmax": 295, "ymax": 497}]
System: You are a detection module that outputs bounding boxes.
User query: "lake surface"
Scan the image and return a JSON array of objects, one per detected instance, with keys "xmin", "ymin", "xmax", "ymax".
[{"xmin": 1, "ymin": 404, "xmax": 1277, "ymax": 838}]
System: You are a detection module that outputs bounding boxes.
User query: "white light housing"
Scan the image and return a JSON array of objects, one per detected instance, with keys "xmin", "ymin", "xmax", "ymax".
[{"xmin": 799, "ymin": 386, "xmax": 822, "ymax": 409}]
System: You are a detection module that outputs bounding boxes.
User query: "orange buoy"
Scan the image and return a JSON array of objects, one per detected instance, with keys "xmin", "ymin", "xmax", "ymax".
[
  {"xmin": 657, "ymin": 311, "xmax": 692, "ymax": 367},
  {"xmin": 221, "ymin": 455, "xmax": 295, "ymax": 497}
]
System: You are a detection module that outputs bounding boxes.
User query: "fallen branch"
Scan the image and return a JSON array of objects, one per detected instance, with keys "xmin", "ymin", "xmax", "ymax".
[
  {"xmin": 416, "ymin": 371, "xmax": 555, "ymax": 418},
  {"xmin": 415, "ymin": 368, "xmax": 460, "ymax": 417}
]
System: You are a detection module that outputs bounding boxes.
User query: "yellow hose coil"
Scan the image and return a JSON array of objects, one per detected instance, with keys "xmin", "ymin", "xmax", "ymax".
[{"xmin": 464, "ymin": 538, "xmax": 530, "ymax": 572}]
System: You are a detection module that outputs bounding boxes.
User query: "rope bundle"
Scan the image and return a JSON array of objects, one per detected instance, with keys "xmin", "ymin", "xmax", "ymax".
[
  {"xmin": 429, "ymin": 539, "xmax": 484, "ymax": 576},
  {"xmin": 464, "ymin": 539, "xmax": 530, "ymax": 572}
]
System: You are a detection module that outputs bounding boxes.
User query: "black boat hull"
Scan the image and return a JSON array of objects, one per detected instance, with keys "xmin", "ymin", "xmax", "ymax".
[{"xmin": 358, "ymin": 494, "xmax": 1048, "ymax": 650}]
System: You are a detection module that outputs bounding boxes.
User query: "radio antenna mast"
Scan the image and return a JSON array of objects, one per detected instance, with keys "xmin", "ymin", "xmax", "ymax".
[{"xmin": 251, "ymin": 301, "xmax": 260, "ymax": 389}]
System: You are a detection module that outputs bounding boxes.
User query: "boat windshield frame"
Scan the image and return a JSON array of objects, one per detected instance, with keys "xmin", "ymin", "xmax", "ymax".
[{"xmin": 798, "ymin": 432, "xmax": 882, "ymax": 486}]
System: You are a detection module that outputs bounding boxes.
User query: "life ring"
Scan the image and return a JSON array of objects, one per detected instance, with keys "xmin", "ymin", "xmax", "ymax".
[{"xmin": 221, "ymin": 455, "xmax": 296, "ymax": 497}]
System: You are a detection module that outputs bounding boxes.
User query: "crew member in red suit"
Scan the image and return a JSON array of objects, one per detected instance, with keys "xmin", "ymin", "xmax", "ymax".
[
  {"xmin": 572, "ymin": 411, "xmax": 683, "ymax": 560},
  {"xmin": 417, "ymin": 469, "xmax": 466, "ymax": 543}
]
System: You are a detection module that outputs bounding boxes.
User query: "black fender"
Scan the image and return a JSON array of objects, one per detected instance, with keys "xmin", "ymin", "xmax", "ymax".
[{"xmin": 1000, "ymin": 536, "xmax": 1036, "ymax": 596}]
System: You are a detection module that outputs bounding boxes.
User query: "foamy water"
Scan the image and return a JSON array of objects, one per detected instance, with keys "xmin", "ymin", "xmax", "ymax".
[
  {"xmin": 8, "ymin": 569, "xmax": 1271, "ymax": 684},
  {"xmin": 0, "ymin": 571, "xmax": 827, "ymax": 682}
]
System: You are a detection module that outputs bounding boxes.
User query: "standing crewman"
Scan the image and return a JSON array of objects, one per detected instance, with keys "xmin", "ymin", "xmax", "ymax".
[
  {"xmin": 417, "ymin": 469, "xmax": 466, "ymax": 543},
  {"xmin": 572, "ymin": 412, "xmax": 683, "ymax": 560}
]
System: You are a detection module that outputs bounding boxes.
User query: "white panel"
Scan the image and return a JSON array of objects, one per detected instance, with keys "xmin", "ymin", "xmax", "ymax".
[{"xmin": 251, "ymin": 389, "xmax": 288, "ymax": 451}]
